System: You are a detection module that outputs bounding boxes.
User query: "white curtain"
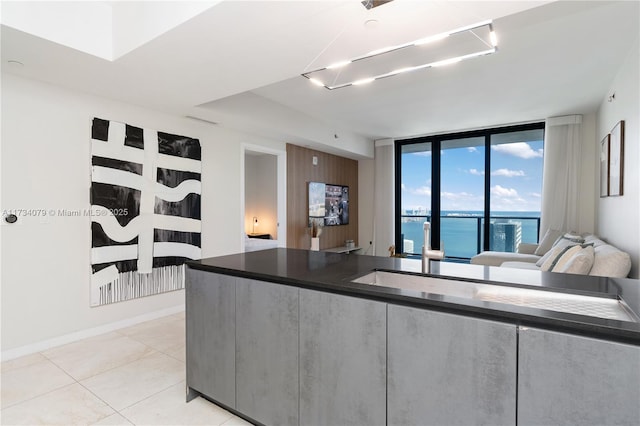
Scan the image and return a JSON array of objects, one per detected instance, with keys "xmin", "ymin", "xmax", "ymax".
[
  {"xmin": 373, "ymin": 139, "xmax": 394, "ymax": 256},
  {"xmin": 540, "ymin": 115, "xmax": 583, "ymax": 237}
]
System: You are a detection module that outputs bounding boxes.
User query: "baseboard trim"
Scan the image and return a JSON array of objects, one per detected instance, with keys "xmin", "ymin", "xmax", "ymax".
[{"xmin": 1, "ymin": 304, "xmax": 185, "ymax": 361}]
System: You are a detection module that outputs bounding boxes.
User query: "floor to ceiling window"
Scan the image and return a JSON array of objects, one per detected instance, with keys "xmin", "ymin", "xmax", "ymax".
[{"xmin": 395, "ymin": 122, "xmax": 545, "ymax": 260}]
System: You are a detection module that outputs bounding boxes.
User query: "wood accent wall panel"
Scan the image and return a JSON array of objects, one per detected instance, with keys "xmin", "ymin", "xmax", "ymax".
[{"xmin": 287, "ymin": 144, "xmax": 358, "ymax": 250}]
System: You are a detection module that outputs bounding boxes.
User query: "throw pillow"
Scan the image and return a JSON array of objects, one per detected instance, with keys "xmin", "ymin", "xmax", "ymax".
[
  {"xmin": 553, "ymin": 245, "xmax": 595, "ymax": 275},
  {"xmin": 534, "ymin": 228, "xmax": 564, "ymax": 256},
  {"xmin": 535, "ymin": 233, "xmax": 582, "ymax": 267},
  {"xmin": 539, "ymin": 244, "xmax": 577, "ymax": 271},
  {"xmin": 590, "ymin": 245, "xmax": 632, "ymax": 278},
  {"xmin": 536, "ymin": 244, "xmax": 561, "ymax": 267},
  {"xmin": 583, "ymin": 234, "xmax": 606, "ymax": 248},
  {"xmin": 551, "ymin": 232, "xmax": 585, "ymax": 250}
]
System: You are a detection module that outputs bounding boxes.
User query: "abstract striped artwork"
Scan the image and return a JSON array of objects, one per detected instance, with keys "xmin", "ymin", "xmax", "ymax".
[{"xmin": 90, "ymin": 118, "xmax": 201, "ymax": 306}]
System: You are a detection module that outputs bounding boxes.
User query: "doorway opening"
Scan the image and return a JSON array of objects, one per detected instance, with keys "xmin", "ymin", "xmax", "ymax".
[{"xmin": 241, "ymin": 145, "xmax": 286, "ymax": 250}]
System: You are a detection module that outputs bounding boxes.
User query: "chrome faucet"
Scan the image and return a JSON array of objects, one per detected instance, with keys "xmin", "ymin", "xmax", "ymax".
[{"xmin": 422, "ymin": 222, "xmax": 445, "ymax": 274}]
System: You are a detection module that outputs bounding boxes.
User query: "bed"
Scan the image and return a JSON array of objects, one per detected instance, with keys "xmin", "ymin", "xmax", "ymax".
[{"xmin": 244, "ymin": 235, "xmax": 279, "ymax": 252}]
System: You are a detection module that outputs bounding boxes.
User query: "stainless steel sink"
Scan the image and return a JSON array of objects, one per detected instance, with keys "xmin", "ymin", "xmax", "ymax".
[{"xmin": 352, "ymin": 271, "xmax": 637, "ymax": 323}]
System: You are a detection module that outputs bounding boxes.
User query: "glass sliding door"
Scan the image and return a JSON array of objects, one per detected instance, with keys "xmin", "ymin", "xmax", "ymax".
[
  {"xmin": 398, "ymin": 142, "xmax": 431, "ymax": 255},
  {"xmin": 440, "ymin": 137, "xmax": 485, "ymax": 259},
  {"xmin": 488, "ymin": 128, "xmax": 544, "ymax": 250},
  {"xmin": 396, "ymin": 122, "xmax": 544, "ymax": 261}
]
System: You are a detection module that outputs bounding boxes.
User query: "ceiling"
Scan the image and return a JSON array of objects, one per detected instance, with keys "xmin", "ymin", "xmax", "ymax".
[{"xmin": 2, "ymin": 1, "xmax": 638, "ymax": 159}]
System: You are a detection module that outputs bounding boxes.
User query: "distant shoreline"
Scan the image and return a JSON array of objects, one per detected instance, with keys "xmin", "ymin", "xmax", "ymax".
[{"xmin": 402, "ymin": 210, "xmax": 541, "ymax": 217}]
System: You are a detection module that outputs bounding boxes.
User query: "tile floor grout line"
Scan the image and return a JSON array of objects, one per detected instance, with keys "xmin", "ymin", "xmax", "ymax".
[
  {"xmin": 118, "ymin": 413, "xmax": 135, "ymax": 425},
  {"xmin": 0, "ymin": 357, "xmax": 77, "ymax": 411},
  {"xmin": 158, "ymin": 348, "xmax": 186, "ymax": 363},
  {"xmin": 76, "ymin": 361, "xmax": 186, "ymax": 425},
  {"xmin": 117, "ymin": 322, "xmax": 186, "ymax": 356},
  {"xmin": 219, "ymin": 413, "xmax": 241, "ymax": 426},
  {"xmin": 117, "ymin": 408, "xmax": 137, "ymax": 426},
  {"xmin": 0, "ymin": 315, "xmax": 248, "ymax": 426},
  {"xmin": 1, "ymin": 355, "xmax": 123, "ymax": 417},
  {"xmin": 77, "ymin": 351, "xmax": 185, "ymax": 406},
  {"xmin": 0, "ymin": 380, "xmax": 79, "ymax": 412},
  {"xmin": 114, "ymin": 378, "xmax": 187, "ymax": 414},
  {"xmin": 53, "ymin": 345, "xmax": 161, "ymax": 383},
  {"xmin": 75, "ymin": 379, "xmax": 122, "ymax": 423},
  {"xmin": 72, "ymin": 353, "xmax": 186, "ymax": 424}
]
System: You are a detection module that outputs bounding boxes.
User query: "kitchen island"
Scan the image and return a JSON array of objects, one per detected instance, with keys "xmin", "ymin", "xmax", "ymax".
[{"xmin": 186, "ymin": 248, "xmax": 640, "ymax": 426}]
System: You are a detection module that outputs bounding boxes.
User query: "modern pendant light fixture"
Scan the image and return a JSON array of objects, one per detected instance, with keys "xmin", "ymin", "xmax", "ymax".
[
  {"xmin": 302, "ymin": 20, "xmax": 497, "ymax": 90},
  {"xmin": 361, "ymin": 0, "xmax": 394, "ymax": 10}
]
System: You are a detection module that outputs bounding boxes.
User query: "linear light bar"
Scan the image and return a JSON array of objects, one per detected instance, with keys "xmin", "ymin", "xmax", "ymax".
[
  {"xmin": 302, "ymin": 20, "xmax": 497, "ymax": 90},
  {"xmin": 367, "ymin": 44, "xmax": 405, "ymax": 56},
  {"xmin": 431, "ymin": 57, "xmax": 463, "ymax": 67},
  {"xmin": 490, "ymin": 31, "xmax": 498, "ymax": 47},
  {"xmin": 380, "ymin": 48, "xmax": 493, "ymax": 79},
  {"xmin": 414, "ymin": 32, "xmax": 449, "ymax": 46},
  {"xmin": 352, "ymin": 77, "xmax": 375, "ymax": 86},
  {"xmin": 304, "ymin": 48, "xmax": 496, "ymax": 90},
  {"xmin": 326, "ymin": 60, "xmax": 351, "ymax": 70}
]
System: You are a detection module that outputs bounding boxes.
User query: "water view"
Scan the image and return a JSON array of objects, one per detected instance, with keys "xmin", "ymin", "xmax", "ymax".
[{"xmin": 400, "ymin": 211, "xmax": 540, "ymax": 259}]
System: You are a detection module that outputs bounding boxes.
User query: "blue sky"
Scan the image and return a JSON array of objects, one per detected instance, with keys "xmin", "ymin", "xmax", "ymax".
[{"xmin": 401, "ymin": 141, "xmax": 544, "ymax": 212}]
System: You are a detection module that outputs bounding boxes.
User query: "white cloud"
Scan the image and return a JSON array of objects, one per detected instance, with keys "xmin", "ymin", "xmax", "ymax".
[
  {"xmin": 412, "ymin": 151, "xmax": 431, "ymax": 157},
  {"xmin": 442, "ymin": 191, "xmax": 474, "ymax": 200},
  {"xmin": 469, "ymin": 168, "xmax": 484, "ymax": 176},
  {"xmin": 491, "ymin": 190, "xmax": 541, "ymax": 212},
  {"xmin": 440, "ymin": 191, "xmax": 483, "ymax": 211},
  {"xmin": 529, "ymin": 192, "xmax": 541, "ymax": 198},
  {"xmin": 413, "ymin": 186, "xmax": 431, "ymax": 196},
  {"xmin": 490, "ymin": 185, "xmax": 519, "ymax": 197},
  {"xmin": 492, "ymin": 142, "xmax": 543, "ymax": 159},
  {"xmin": 404, "ymin": 184, "xmax": 431, "ymax": 196},
  {"xmin": 491, "ymin": 168, "xmax": 525, "ymax": 177},
  {"xmin": 467, "ymin": 147, "xmax": 478, "ymax": 153}
]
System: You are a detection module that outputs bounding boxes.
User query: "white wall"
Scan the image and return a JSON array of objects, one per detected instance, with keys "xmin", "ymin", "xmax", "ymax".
[
  {"xmin": 596, "ymin": 37, "xmax": 640, "ymax": 278},
  {"xmin": 578, "ymin": 113, "xmax": 597, "ymax": 234},
  {"xmin": 245, "ymin": 154, "xmax": 278, "ymax": 238},
  {"xmin": 358, "ymin": 158, "xmax": 375, "ymax": 255},
  {"xmin": 373, "ymin": 139, "xmax": 395, "ymax": 257},
  {"xmin": 1, "ymin": 74, "xmax": 285, "ymax": 355}
]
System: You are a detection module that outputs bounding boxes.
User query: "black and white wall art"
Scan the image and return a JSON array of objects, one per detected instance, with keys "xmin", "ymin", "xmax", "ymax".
[{"xmin": 90, "ymin": 118, "xmax": 201, "ymax": 306}]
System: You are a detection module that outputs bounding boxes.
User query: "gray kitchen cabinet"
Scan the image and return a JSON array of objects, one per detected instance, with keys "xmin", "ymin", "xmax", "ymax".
[
  {"xmin": 299, "ymin": 289, "xmax": 387, "ymax": 426},
  {"xmin": 186, "ymin": 269, "xmax": 236, "ymax": 409},
  {"xmin": 186, "ymin": 265, "xmax": 640, "ymax": 426},
  {"xmin": 387, "ymin": 304, "xmax": 517, "ymax": 426},
  {"xmin": 236, "ymin": 278, "xmax": 299, "ymax": 426},
  {"xmin": 518, "ymin": 327, "xmax": 640, "ymax": 425}
]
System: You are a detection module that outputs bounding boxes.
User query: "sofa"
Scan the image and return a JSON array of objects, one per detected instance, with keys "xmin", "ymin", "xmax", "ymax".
[{"xmin": 470, "ymin": 230, "xmax": 632, "ymax": 278}]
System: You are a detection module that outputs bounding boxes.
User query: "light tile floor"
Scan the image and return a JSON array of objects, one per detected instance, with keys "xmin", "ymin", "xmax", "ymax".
[{"xmin": 0, "ymin": 312, "xmax": 252, "ymax": 425}]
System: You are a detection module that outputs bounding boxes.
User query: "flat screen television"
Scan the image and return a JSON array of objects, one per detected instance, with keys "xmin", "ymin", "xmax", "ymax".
[{"xmin": 308, "ymin": 182, "xmax": 349, "ymax": 226}]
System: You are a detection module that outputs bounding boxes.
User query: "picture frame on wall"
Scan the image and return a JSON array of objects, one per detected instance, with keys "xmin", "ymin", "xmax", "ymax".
[
  {"xmin": 609, "ymin": 120, "xmax": 625, "ymax": 196},
  {"xmin": 600, "ymin": 134, "xmax": 609, "ymax": 197}
]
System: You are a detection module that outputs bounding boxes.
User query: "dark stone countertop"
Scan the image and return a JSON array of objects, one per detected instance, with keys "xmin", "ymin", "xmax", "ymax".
[{"xmin": 187, "ymin": 248, "xmax": 640, "ymax": 344}]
